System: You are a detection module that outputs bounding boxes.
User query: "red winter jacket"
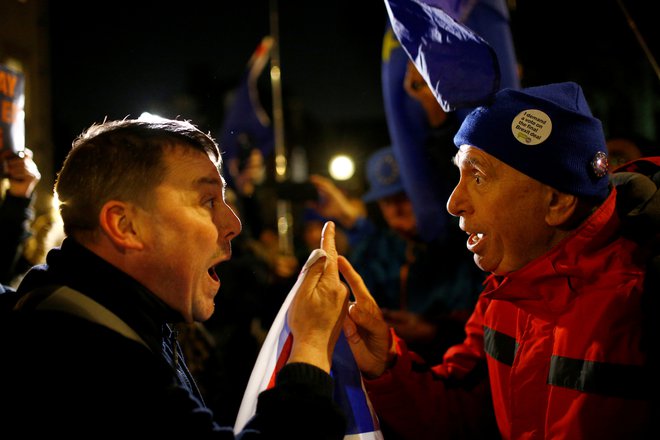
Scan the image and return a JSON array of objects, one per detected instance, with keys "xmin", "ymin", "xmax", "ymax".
[{"xmin": 364, "ymin": 185, "xmax": 654, "ymax": 439}]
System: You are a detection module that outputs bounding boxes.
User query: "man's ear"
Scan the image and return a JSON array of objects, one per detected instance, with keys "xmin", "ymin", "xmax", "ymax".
[
  {"xmin": 98, "ymin": 201, "xmax": 144, "ymax": 250},
  {"xmin": 545, "ymin": 189, "xmax": 578, "ymax": 227}
]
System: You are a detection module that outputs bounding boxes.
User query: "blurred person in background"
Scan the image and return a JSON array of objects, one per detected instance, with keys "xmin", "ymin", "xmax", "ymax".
[
  {"xmin": 1, "ymin": 148, "xmax": 41, "ymax": 290},
  {"xmin": 310, "ymin": 146, "xmax": 484, "ymax": 363}
]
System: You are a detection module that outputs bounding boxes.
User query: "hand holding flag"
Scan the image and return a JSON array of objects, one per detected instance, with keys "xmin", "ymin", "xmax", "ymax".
[
  {"xmin": 287, "ymin": 221, "xmax": 349, "ymax": 373},
  {"xmin": 235, "ymin": 222, "xmax": 383, "ymax": 439}
]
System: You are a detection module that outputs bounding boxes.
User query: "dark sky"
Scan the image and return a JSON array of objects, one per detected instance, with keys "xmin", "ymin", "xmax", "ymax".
[
  {"xmin": 47, "ymin": 1, "xmax": 659, "ymax": 173},
  {"xmin": 510, "ymin": 0, "xmax": 658, "ymax": 141},
  {"xmin": 48, "ymin": 1, "xmax": 390, "ymax": 170}
]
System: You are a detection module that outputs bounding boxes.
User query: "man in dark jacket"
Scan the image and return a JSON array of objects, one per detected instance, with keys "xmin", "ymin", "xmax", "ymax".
[{"xmin": 0, "ymin": 118, "xmax": 348, "ymax": 438}]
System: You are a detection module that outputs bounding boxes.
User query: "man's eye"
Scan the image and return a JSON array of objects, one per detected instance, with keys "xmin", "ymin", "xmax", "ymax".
[
  {"xmin": 473, "ymin": 174, "xmax": 482, "ymax": 184},
  {"xmin": 205, "ymin": 198, "xmax": 216, "ymax": 209}
]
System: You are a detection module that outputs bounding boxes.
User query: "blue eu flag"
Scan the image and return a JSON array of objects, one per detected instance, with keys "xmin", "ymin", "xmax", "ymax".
[{"xmin": 381, "ymin": 0, "xmax": 520, "ymax": 242}]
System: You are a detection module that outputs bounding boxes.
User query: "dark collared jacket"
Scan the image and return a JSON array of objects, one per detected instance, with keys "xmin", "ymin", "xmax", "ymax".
[{"xmin": 0, "ymin": 238, "xmax": 345, "ymax": 439}]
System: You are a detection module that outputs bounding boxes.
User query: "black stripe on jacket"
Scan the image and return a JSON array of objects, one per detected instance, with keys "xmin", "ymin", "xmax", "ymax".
[{"xmin": 483, "ymin": 325, "xmax": 648, "ymax": 399}]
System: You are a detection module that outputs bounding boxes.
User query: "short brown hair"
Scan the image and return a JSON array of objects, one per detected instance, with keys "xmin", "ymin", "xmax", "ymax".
[{"xmin": 55, "ymin": 118, "xmax": 221, "ymax": 237}]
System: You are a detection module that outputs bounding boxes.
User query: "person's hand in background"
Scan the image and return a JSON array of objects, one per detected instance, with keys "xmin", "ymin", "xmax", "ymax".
[{"xmin": 2, "ymin": 148, "xmax": 41, "ymax": 198}]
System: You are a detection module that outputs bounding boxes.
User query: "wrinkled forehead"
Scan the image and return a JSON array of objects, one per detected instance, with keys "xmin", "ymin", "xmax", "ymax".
[
  {"xmin": 453, "ymin": 145, "xmax": 493, "ymax": 169},
  {"xmin": 453, "ymin": 145, "xmax": 533, "ymax": 184}
]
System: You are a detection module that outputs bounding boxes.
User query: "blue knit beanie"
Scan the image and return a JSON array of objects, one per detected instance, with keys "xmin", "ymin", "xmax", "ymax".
[{"xmin": 454, "ymin": 82, "xmax": 610, "ymax": 200}]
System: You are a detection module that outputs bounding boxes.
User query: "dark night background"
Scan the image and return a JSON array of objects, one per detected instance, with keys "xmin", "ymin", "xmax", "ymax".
[{"xmin": 47, "ymin": 0, "xmax": 659, "ymax": 184}]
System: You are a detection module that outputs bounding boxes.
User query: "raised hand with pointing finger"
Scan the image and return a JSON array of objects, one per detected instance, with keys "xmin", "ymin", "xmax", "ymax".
[
  {"xmin": 288, "ymin": 221, "xmax": 350, "ymax": 373},
  {"xmin": 338, "ymin": 255, "xmax": 392, "ymax": 379}
]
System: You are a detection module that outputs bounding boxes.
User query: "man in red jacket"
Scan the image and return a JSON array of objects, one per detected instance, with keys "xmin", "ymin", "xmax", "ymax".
[{"xmin": 339, "ymin": 81, "xmax": 659, "ymax": 439}]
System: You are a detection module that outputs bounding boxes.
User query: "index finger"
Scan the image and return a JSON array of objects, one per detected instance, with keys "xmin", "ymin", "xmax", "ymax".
[
  {"xmin": 338, "ymin": 255, "xmax": 378, "ymax": 309},
  {"xmin": 320, "ymin": 221, "xmax": 338, "ymax": 265}
]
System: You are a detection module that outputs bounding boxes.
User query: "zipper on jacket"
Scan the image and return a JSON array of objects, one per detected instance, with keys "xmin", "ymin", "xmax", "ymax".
[{"xmin": 170, "ymin": 324, "xmax": 179, "ymax": 370}]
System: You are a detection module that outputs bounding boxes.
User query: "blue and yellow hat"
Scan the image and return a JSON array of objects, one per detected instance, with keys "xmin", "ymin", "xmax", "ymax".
[
  {"xmin": 362, "ymin": 146, "xmax": 405, "ymax": 203},
  {"xmin": 454, "ymin": 82, "xmax": 610, "ymax": 200}
]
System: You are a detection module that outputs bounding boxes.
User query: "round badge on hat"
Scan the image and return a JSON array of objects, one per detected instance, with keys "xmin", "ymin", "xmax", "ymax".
[{"xmin": 511, "ymin": 109, "xmax": 552, "ymax": 145}]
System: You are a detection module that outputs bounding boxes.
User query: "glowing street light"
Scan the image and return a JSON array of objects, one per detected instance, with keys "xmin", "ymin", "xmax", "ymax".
[{"xmin": 328, "ymin": 154, "xmax": 355, "ymax": 181}]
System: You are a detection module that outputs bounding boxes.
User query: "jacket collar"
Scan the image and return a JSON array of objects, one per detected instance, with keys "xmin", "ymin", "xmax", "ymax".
[{"xmin": 18, "ymin": 237, "xmax": 183, "ymax": 350}]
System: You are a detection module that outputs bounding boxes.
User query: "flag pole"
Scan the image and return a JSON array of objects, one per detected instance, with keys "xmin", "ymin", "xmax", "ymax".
[
  {"xmin": 616, "ymin": 0, "xmax": 660, "ymax": 82},
  {"xmin": 269, "ymin": 0, "xmax": 294, "ymax": 256}
]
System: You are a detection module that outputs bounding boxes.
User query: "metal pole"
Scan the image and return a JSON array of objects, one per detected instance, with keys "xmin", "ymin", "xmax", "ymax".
[
  {"xmin": 269, "ymin": 0, "xmax": 294, "ymax": 255},
  {"xmin": 616, "ymin": 0, "xmax": 660, "ymax": 82}
]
